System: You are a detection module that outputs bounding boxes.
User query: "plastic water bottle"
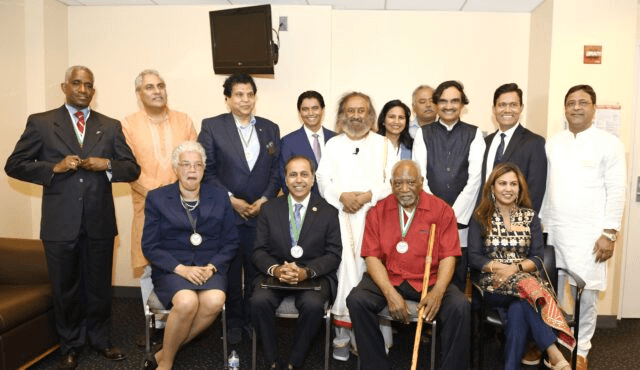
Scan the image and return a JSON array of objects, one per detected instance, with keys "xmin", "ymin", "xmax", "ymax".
[{"xmin": 228, "ymin": 350, "xmax": 240, "ymax": 369}]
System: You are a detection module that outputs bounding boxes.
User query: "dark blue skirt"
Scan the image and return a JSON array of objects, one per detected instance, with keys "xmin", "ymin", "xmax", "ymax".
[{"xmin": 152, "ymin": 269, "xmax": 226, "ymax": 308}]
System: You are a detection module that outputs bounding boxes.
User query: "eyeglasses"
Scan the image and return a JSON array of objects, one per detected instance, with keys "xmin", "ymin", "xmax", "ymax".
[
  {"xmin": 391, "ymin": 179, "xmax": 419, "ymax": 188},
  {"xmin": 178, "ymin": 162, "xmax": 204, "ymax": 170},
  {"xmin": 565, "ymin": 100, "xmax": 592, "ymax": 108}
]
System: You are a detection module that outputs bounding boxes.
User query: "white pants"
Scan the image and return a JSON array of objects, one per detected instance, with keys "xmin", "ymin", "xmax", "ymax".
[
  {"xmin": 557, "ymin": 273, "xmax": 598, "ymax": 357},
  {"xmin": 141, "ymin": 265, "xmax": 165, "ymax": 329}
]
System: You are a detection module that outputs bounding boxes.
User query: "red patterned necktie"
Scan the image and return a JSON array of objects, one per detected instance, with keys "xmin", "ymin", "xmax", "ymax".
[{"xmin": 75, "ymin": 111, "xmax": 85, "ymax": 134}]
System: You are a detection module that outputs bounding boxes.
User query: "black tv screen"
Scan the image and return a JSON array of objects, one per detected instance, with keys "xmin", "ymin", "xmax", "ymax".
[{"xmin": 209, "ymin": 5, "xmax": 275, "ymax": 75}]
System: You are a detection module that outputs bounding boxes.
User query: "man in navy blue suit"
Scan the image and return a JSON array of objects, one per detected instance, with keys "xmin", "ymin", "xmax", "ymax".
[
  {"xmin": 480, "ymin": 83, "xmax": 548, "ymax": 367},
  {"xmin": 481, "ymin": 83, "xmax": 547, "ymax": 213},
  {"xmin": 251, "ymin": 155, "xmax": 342, "ymax": 369},
  {"xmin": 279, "ymin": 91, "xmax": 336, "ymax": 195},
  {"xmin": 198, "ymin": 73, "xmax": 281, "ymax": 344}
]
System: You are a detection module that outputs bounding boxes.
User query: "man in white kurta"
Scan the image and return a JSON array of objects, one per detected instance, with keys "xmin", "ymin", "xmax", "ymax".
[
  {"xmin": 316, "ymin": 92, "xmax": 396, "ymax": 361},
  {"xmin": 541, "ymin": 85, "xmax": 625, "ymax": 370}
]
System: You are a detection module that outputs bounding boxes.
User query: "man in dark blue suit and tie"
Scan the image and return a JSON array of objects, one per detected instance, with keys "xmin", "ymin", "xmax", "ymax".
[
  {"xmin": 481, "ymin": 83, "xmax": 547, "ymax": 213},
  {"xmin": 480, "ymin": 83, "xmax": 548, "ymax": 366},
  {"xmin": 279, "ymin": 91, "xmax": 336, "ymax": 195},
  {"xmin": 251, "ymin": 155, "xmax": 341, "ymax": 369},
  {"xmin": 198, "ymin": 73, "xmax": 281, "ymax": 344}
]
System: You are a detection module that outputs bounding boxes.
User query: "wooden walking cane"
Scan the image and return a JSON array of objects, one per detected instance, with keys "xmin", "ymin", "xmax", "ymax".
[{"xmin": 410, "ymin": 223, "xmax": 436, "ymax": 370}]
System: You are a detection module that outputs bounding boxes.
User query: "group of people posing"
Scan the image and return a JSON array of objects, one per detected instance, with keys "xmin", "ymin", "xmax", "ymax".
[{"xmin": 5, "ymin": 66, "xmax": 625, "ymax": 370}]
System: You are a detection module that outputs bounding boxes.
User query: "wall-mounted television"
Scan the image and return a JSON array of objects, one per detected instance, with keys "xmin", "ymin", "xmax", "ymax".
[{"xmin": 209, "ymin": 5, "xmax": 277, "ymax": 75}]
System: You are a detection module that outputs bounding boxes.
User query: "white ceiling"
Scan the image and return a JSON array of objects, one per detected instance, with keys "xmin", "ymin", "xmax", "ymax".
[{"xmin": 55, "ymin": 0, "xmax": 546, "ymax": 13}]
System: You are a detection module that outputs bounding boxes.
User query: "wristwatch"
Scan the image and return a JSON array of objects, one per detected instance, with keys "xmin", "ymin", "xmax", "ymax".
[
  {"xmin": 106, "ymin": 160, "xmax": 112, "ymax": 171},
  {"xmin": 602, "ymin": 231, "xmax": 617, "ymax": 242}
]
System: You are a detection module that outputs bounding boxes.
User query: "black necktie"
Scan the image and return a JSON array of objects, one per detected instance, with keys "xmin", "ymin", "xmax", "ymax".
[{"xmin": 493, "ymin": 133, "xmax": 506, "ymax": 167}]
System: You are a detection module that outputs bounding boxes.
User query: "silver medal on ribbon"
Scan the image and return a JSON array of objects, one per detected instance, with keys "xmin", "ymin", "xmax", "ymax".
[
  {"xmin": 190, "ymin": 233, "xmax": 202, "ymax": 246},
  {"xmin": 396, "ymin": 240, "xmax": 409, "ymax": 254},
  {"xmin": 290, "ymin": 245, "xmax": 303, "ymax": 258}
]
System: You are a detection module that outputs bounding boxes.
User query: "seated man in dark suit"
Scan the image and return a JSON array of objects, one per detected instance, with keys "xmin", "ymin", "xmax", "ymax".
[
  {"xmin": 251, "ymin": 155, "xmax": 342, "ymax": 370},
  {"xmin": 347, "ymin": 160, "xmax": 470, "ymax": 370},
  {"xmin": 279, "ymin": 90, "xmax": 336, "ymax": 195}
]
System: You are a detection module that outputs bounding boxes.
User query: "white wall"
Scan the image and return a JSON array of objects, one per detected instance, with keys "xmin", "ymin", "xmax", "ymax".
[
  {"xmin": 65, "ymin": 4, "xmax": 531, "ymax": 286},
  {"xmin": 3, "ymin": 2, "xmax": 637, "ymax": 318},
  {"xmin": 331, "ymin": 10, "xmax": 531, "ymax": 134},
  {"xmin": 1, "ymin": 0, "xmax": 68, "ymax": 239}
]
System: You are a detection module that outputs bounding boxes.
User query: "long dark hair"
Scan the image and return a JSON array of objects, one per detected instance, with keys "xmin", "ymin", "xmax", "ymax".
[
  {"xmin": 377, "ymin": 99, "xmax": 413, "ymax": 150},
  {"xmin": 474, "ymin": 162, "xmax": 532, "ymax": 234}
]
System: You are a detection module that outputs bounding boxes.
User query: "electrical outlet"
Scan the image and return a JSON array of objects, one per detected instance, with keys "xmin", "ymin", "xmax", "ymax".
[{"xmin": 279, "ymin": 16, "xmax": 288, "ymax": 31}]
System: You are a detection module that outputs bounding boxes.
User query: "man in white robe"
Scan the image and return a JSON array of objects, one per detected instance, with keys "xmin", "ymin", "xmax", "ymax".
[
  {"xmin": 541, "ymin": 84, "xmax": 626, "ymax": 370},
  {"xmin": 317, "ymin": 92, "xmax": 397, "ymax": 361}
]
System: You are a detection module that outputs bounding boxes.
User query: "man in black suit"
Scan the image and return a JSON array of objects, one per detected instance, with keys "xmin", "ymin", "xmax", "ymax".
[
  {"xmin": 198, "ymin": 73, "xmax": 281, "ymax": 344},
  {"xmin": 251, "ymin": 155, "xmax": 342, "ymax": 370},
  {"xmin": 481, "ymin": 83, "xmax": 547, "ymax": 212},
  {"xmin": 279, "ymin": 90, "xmax": 336, "ymax": 195},
  {"xmin": 5, "ymin": 66, "xmax": 140, "ymax": 369}
]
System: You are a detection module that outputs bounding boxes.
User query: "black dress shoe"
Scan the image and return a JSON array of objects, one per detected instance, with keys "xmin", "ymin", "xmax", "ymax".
[
  {"xmin": 97, "ymin": 346, "xmax": 127, "ymax": 361},
  {"xmin": 57, "ymin": 351, "xmax": 78, "ymax": 370},
  {"xmin": 141, "ymin": 353, "xmax": 158, "ymax": 370}
]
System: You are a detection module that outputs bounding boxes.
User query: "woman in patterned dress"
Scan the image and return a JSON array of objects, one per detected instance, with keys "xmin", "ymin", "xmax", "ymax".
[{"xmin": 469, "ymin": 162, "xmax": 573, "ymax": 370}]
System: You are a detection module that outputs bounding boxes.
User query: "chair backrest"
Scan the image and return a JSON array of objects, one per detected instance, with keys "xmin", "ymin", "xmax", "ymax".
[{"xmin": 543, "ymin": 244, "xmax": 558, "ymax": 292}]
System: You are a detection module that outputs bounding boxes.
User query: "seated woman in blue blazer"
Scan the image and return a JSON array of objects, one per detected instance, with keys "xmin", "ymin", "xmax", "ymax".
[{"xmin": 142, "ymin": 141, "xmax": 239, "ymax": 370}]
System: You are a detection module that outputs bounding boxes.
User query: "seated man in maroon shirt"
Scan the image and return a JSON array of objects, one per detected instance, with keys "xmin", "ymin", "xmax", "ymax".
[{"xmin": 346, "ymin": 159, "xmax": 470, "ymax": 370}]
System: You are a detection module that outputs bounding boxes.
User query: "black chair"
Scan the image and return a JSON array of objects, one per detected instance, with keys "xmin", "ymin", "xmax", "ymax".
[
  {"xmin": 474, "ymin": 244, "xmax": 585, "ymax": 370},
  {"xmin": 356, "ymin": 300, "xmax": 437, "ymax": 370},
  {"xmin": 251, "ymin": 295, "xmax": 331, "ymax": 370}
]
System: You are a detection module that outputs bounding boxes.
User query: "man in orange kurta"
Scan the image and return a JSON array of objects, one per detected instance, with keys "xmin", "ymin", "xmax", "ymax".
[{"xmin": 121, "ymin": 70, "xmax": 197, "ymax": 323}]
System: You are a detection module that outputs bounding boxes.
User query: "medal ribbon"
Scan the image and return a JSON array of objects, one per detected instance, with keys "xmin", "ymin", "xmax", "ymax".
[
  {"xmin": 288, "ymin": 196, "xmax": 305, "ymax": 246},
  {"xmin": 399, "ymin": 205, "xmax": 417, "ymax": 239},
  {"xmin": 181, "ymin": 197, "xmax": 199, "ymax": 240}
]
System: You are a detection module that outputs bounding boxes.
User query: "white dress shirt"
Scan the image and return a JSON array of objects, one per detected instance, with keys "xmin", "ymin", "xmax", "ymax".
[{"xmin": 484, "ymin": 122, "xmax": 521, "ymax": 178}]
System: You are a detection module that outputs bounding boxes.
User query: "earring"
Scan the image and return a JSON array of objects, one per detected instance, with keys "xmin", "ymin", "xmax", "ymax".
[{"xmin": 491, "ymin": 191, "xmax": 496, "ymax": 203}]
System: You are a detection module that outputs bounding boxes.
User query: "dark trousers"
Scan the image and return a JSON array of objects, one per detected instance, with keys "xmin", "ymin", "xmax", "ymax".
[
  {"xmin": 485, "ymin": 294, "xmax": 557, "ymax": 370},
  {"xmin": 347, "ymin": 274, "xmax": 470, "ymax": 370},
  {"xmin": 43, "ymin": 233, "xmax": 115, "ymax": 354},
  {"xmin": 452, "ymin": 247, "xmax": 468, "ymax": 292},
  {"xmin": 250, "ymin": 278, "xmax": 331, "ymax": 367},
  {"xmin": 227, "ymin": 224, "xmax": 257, "ymax": 329}
]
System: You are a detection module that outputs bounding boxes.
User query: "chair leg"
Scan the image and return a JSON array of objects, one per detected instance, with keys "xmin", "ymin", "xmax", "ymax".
[
  {"xmin": 571, "ymin": 297, "xmax": 581, "ymax": 370},
  {"xmin": 145, "ymin": 311, "xmax": 153, "ymax": 354},
  {"xmin": 252, "ymin": 327, "xmax": 257, "ymax": 370},
  {"xmin": 430, "ymin": 321, "xmax": 437, "ymax": 370},
  {"xmin": 222, "ymin": 305, "xmax": 228, "ymax": 368},
  {"xmin": 478, "ymin": 315, "xmax": 485, "ymax": 369},
  {"xmin": 324, "ymin": 310, "xmax": 330, "ymax": 370}
]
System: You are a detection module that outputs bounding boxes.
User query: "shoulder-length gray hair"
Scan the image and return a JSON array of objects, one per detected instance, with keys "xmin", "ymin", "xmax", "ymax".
[{"xmin": 171, "ymin": 141, "xmax": 207, "ymax": 169}]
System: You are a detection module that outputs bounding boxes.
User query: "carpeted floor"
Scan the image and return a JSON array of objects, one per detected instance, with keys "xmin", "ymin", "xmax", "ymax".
[{"xmin": 28, "ymin": 297, "xmax": 640, "ymax": 369}]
